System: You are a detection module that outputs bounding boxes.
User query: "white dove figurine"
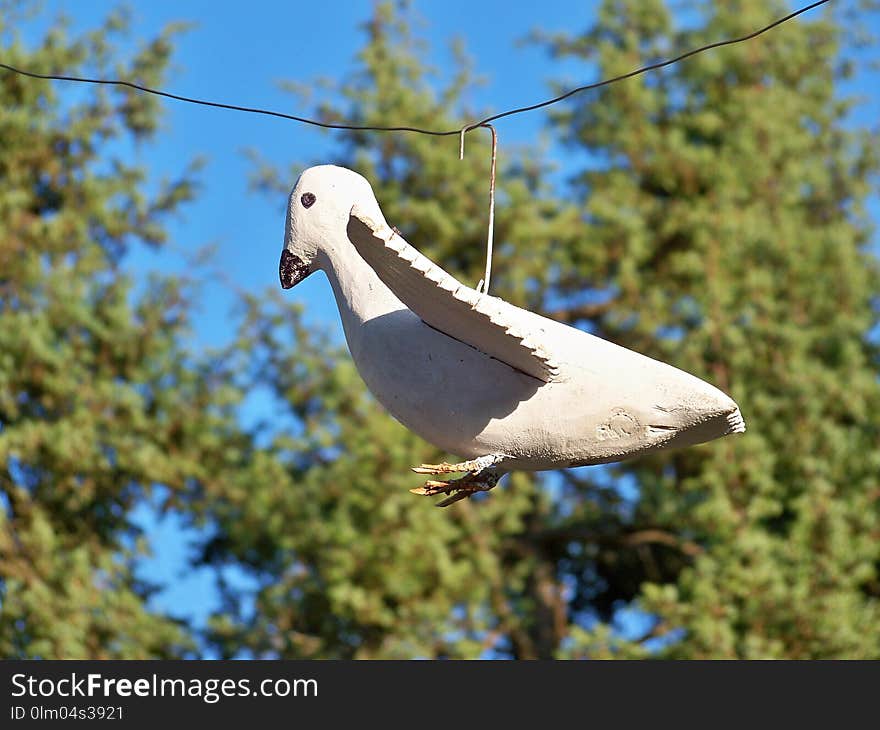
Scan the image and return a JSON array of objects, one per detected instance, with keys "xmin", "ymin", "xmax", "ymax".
[{"xmin": 280, "ymin": 165, "xmax": 745, "ymax": 506}]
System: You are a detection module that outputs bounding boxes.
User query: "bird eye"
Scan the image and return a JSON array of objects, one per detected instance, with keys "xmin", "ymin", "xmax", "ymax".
[{"xmin": 301, "ymin": 192, "xmax": 316, "ymax": 209}]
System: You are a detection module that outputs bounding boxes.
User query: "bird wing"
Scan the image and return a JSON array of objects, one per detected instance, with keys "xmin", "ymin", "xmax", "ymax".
[{"xmin": 347, "ymin": 204, "xmax": 559, "ymax": 383}]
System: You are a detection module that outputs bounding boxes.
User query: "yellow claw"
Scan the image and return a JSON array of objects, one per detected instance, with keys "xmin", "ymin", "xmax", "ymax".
[
  {"xmin": 410, "ymin": 458, "xmax": 503, "ymax": 506},
  {"xmin": 411, "ymin": 463, "xmax": 460, "ymax": 475},
  {"xmin": 409, "ymin": 482, "xmax": 453, "ymax": 496}
]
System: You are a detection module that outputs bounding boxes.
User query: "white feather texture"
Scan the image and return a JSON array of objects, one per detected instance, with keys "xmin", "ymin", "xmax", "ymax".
[{"xmin": 282, "ymin": 165, "xmax": 745, "ymax": 472}]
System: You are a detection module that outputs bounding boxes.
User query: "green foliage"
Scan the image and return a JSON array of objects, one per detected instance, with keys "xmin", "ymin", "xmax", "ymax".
[
  {"xmin": 205, "ymin": 4, "xmax": 584, "ymax": 659},
  {"xmin": 196, "ymin": 295, "xmax": 538, "ymax": 658},
  {"xmin": 0, "ymin": 7, "xmax": 243, "ymax": 658},
  {"xmin": 541, "ymin": 0, "xmax": 880, "ymax": 658},
  {"xmin": 2, "ymin": 0, "xmax": 877, "ymax": 659},
  {"xmin": 224, "ymin": 0, "xmax": 880, "ymax": 658}
]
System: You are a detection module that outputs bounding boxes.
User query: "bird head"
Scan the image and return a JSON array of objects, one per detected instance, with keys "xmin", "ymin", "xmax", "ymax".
[{"xmin": 280, "ymin": 165, "xmax": 381, "ymax": 289}]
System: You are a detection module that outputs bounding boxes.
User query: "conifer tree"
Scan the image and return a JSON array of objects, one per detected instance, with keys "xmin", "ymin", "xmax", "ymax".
[
  {"xmin": 0, "ymin": 6, "xmax": 254, "ymax": 658},
  {"xmin": 201, "ymin": 2, "xmax": 577, "ymax": 659},
  {"xmin": 4, "ymin": 0, "xmax": 876, "ymax": 660},
  {"xmin": 217, "ymin": 0, "xmax": 879, "ymax": 658},
  {"xmin": 539, "ymin": 0, "xmax": 880, "ymax": 657}
]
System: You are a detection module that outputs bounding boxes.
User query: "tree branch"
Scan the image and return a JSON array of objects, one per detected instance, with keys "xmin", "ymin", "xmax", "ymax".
[{"xmin": 537, "ymin": 525, "xmax": 704, "ymax": 557}]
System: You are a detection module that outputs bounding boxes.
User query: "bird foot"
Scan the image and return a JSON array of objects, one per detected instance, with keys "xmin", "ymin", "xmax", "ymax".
[
  {"xmin": 409, "ymin": 471, "xmax": 501, "ymax": 507},
  {"xmin": 410, "ymin": 454, "xmax": 510, "ymax": 507}
]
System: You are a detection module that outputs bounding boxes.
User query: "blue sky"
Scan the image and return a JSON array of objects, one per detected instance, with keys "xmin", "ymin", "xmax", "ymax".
[
  {"xmin": 43, "ymin": 0, "xmax": 606, "ymax": 342},
  {"xmin": 24, "ymin": 0, "xmax": 611, "ymax": 642},
  {"xmin": 17, "ymin": 1, "xmax": 879, "ymax": 653}
]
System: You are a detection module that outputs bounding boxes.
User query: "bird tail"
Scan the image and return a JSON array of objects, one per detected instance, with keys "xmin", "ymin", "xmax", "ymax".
[{"xmin": 726, "ymin": 408, "xmax": 746, "ymax": 434}]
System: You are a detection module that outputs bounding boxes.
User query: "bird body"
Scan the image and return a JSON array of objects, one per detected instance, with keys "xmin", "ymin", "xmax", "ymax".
[{"xmin": 281, "ymin": 165, "xmax": 744, "ymax": 504}]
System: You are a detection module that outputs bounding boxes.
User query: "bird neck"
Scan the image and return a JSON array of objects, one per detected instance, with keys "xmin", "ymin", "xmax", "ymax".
[{"xmin": 317, "ymin": 240, "xmax": 404, "ymax": 346}]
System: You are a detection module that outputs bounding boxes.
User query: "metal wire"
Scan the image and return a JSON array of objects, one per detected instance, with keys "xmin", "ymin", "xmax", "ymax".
[
  {"xmin": 0, "ymin": 0, "xmax": 832, "ymax": 140},
  {"xmin": 0, "ymin": 0, "xmax": 833, "ymax": 298}
]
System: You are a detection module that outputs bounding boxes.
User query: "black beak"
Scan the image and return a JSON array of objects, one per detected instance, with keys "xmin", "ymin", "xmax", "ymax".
[{"xmin": 279, "ymin": 249, "xmax": 312, "ymax": 289}]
